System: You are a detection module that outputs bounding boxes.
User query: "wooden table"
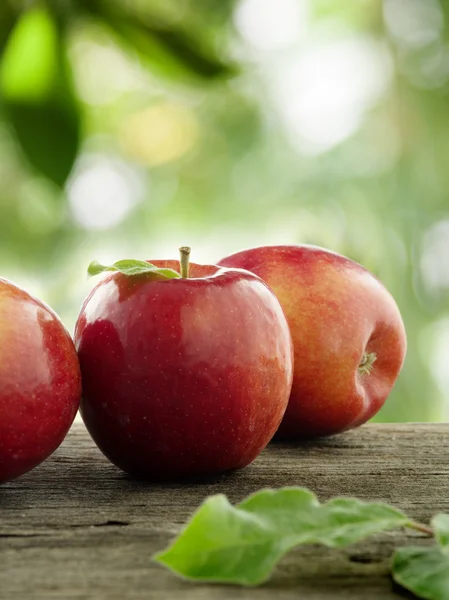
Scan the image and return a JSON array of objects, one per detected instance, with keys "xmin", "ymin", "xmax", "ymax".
[{"xmin": 1, "ymin": 423, "xmax": 447, "ymax": 599}]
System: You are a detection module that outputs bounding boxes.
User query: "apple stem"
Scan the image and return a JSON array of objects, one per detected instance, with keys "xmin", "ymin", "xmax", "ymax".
[
  {"xmin": 358, "ymin": 351, "xmax": 377, "ymax": 375},
  {"xmin": 179, "ymin": 246, "xmax": 191, "ymax": 278}
]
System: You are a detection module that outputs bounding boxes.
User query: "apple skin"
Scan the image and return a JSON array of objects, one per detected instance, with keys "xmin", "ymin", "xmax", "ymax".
[
  {"xmin": 74, "ymin": 261, "xmax": 293, "ymax": 479},
  {"xmin": 0, "ymin": 278, "xmax": 81, "ymax": 483},
  {"xmin": 218, "ymin": 245, "xmax": 407, "ymax": 439}
]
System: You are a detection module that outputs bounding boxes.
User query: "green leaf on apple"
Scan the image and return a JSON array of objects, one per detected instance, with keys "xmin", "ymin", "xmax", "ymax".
[
  {"xmin": 153, "ymin": 486, "xmax": 411, "ymax": 586},
  {"xmin": 392, "ymin": 514, "xmax": 449, "ymax": 600},
  {"xmin": 87, "ymin": 259, "xmax": 181, "ymax": 279}
]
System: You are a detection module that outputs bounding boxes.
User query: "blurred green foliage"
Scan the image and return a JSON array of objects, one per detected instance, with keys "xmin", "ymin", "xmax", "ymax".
[{"xmin": 1, "ymin": 0, "xmax": 448, "ymax": 423}]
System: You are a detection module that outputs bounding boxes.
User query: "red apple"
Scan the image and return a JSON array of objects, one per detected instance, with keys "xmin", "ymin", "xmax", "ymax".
[
  {"xmin": 74, "ymin": 250, "xmax": 293, "ymax": 479},
  {"xmin": 218, "ymin": 245, "xmax": 407, "ymax": 439},
  {"xmin": 0, "ymin": 279, "xmax": 81, "ymax": 483}
]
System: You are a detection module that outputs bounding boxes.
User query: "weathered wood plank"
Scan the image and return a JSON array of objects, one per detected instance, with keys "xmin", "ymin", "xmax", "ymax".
[{"xmin": 1, "ymin": 423, "xmax": 447, "ymax": 599}]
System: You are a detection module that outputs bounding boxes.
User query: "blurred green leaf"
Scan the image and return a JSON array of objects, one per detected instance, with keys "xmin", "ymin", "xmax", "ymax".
[
  {"xmin": 0, "ymin": 4, "xmax": 17, "ymax": 54},
  {"xmin": 0, "ymin": 7, "xmax": 80, "ymax": 187},
  {"xmin": 78, "ymin": 0, "xmax": 236, "ymax": 81},
  {"xmin": 4, "ymin": 102, "xmax": 79, "ymax": 188},
  {"xmin": 1, "ymin": 6, "xmax": 58, "ymax": 102}
]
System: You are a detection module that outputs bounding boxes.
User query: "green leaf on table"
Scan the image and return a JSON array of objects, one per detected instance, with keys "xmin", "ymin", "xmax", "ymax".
[
  {"xmin": 433, "ymin": 514, "xmax": 449, "ymax": 551},
  {"xmin": 0, "ymin": 7, "xmax": 80, "ymax": 187},
  {"xmin": 154, "ymin": 487, "xmax": 411, "ymax": 586},
  {"xmin": 88, "ymin": 259, "xmax": 181, "ymax": 279},
  {"xmin": 392, "ymin": 514, "xmax": 449, "ymax": 600}
]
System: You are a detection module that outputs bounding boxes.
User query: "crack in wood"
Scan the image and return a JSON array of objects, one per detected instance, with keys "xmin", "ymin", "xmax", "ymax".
[
  {"xmin": 87, "ymin": 519, "xmax": 130, "ymax": 528},
  {"xmin": 348, "ymin": 554, "xmax": 380, "ymax": 565},
  {"xmin": 0, "ymin": 533, "xmax": 52, "ymax": 539}
]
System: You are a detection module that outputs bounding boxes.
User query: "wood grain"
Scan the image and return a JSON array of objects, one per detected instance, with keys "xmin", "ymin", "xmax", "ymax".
[{"xmin": 1, "ymin": 423, "xmax": 447, "ymax": 599}]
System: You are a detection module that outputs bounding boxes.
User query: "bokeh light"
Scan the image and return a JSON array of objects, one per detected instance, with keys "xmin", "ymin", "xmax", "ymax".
[{"xmin": 67, "ymin": 154, "xmax": 145, "ymax": 230}]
